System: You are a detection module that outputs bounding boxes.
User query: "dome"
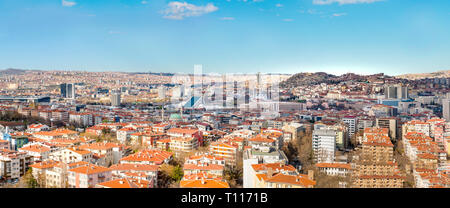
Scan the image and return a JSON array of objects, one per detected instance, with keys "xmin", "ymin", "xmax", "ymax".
[{"xmin": 169, "ymin": 113, "xmax": 182, "ymax": 121}]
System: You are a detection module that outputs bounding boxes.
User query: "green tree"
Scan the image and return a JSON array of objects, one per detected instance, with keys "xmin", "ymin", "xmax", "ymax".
[
  {"xmin": 20, "ymin": 168, "xmax": 39, "ymax": 188},
  {"xmin": 170, "ymin": 165, "xmax": 184, "ymax": 182}
]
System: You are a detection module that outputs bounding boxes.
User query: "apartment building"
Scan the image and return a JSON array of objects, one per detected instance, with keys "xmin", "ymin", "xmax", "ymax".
[
  {"xmin": 361, "ymin": 135, "xmax": 394, "ymax": 163},
  {"xmin": 109, "ymin": 163, "xmax": 159, "ymax": 185},
  {"xmin": 183, "ymin": 154, "xmax": 225, "ymax": 178},
  {"xmin": 49, "ymin": 147, "xmax": 93, "ymax": 164},
  {"xmin": 166, "ymin": 128, "xmax": 203, "ymax": 146},
  {"xmin": 169, "ymin": 137, "xmax": 198, "ymax": 154},
  {"xmin": 209, "ymin": 141, "xmax": 238, "ymax": 165},
  {"xmin": 68, "ymin": 164, "xmax": 112, "ymax": 188},
  {"xmin": 26, "ymin": 124, "xmax": 50, "ymax": 133},
  {"xmin": 96, "ymin": 178, "xmax": 152, "ymax": 188},
  {"xmin": 180, "ymin": 178, "xmax": 230, "ymax": 188},
  {"xmin": 352, "ymin": 175, "xmax": 405, "ymax": 188},
  {"xmin": 315, "ymin": 163, "xmax": 351, "ymax": 177},
  {"xmin": 69, "ymin": 112, "xmax": 93, "ymax": 127},
  {"xmin": 312, "ymin": 129, "xmax": 336, "ymax": 163},
  {"xmin": 32, "ymin": 129, "xmax": 78, "ymax": 141},
  {"xmin": 116, "ymin": 127, "xmax": 137, "ymax": 144},
  {"xmin": 119, "ymin": 149, "xmax": 173, "ymax": 165},
  {"xmin": 342, "ymin": 116, "xmax": 357, "ymax": 138},
  {"xmin": 376, "ymin": 117, "xmax": 398, "ymax": 141},
  {"xmin": 0, "ymin": 139, "xmax": 9, "ymax": 150},
  {"xmin": 18, "ymin": 143, "xmax": 52, "ymax": 162},
  {"xmin": 245, "ymin": 163, "xmax": 298, "ymax": 188},
  {"xmin": 52, "ymin": 110, "xmax": 69, "ymax": 123},
  {"xmin": 0, "ymin": 149, "xmax": 32, "ymax": 182},
  {"xmin": 78, "ymin": 142, "xmax": 119, "ymax": 167}
]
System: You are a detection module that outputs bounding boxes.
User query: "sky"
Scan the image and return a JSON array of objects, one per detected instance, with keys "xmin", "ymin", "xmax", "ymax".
[{"xmin": 0, "ymin": 0, "xmax": 449, "ymax": 75}]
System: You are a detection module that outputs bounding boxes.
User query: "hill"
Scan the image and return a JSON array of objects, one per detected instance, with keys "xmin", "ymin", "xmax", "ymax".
[
  {"xmin": 396, "ymin": 70, "xmax": 450, "ymax": 80},
  {"xmin": 280, "ymin": 72, "xmax": 388, "ymax": 88}
]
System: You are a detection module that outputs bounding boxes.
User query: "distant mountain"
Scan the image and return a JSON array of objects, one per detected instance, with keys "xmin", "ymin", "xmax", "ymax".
[
  {"xmin": 0, "ymin": 68, "xmax": 27, "ymax": 75},
  {"xmin": 129, "ymin": 72, "xmax": 175, "ymax": 76},
  {"xmin": 280, "ymin": 72, "xmax": 388, "ymax": 88},
  {"xmin": 396, "ymin": 70, "xmax": 450, "ymax": 80}
]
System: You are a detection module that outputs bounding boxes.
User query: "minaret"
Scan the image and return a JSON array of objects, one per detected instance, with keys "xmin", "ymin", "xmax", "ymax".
[
  {"xmin": 180, "ymin": 107, "xmax": 183, "ymax": 121},
  {"xmin": 222, "ymin": 74, "xmax": 226, "ymax": 108},
  {"xmin": 161, "ymin": 105, "xmax": 165, "ymax": 122}
]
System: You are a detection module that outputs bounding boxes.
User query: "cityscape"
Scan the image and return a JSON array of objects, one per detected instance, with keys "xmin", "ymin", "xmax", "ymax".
[
  {"xmin": 0, "ymin": 68, "xmax": 449, "ymax": 188},
  {"xmin": 0, "ymin": 1, "xmax": 449, "ymax": 189}
]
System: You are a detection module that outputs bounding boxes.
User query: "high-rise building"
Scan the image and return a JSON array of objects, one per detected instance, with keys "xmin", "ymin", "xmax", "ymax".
[
  {"xmin": 60, "ymin": 83, "xmax": 75, "ymax": 99},
  {"xmin": 443, "ymin": 99, "xmax": 450, "ymax": 121},
  {"xmin": 397, "ymin": 86, "xmax": 408, "ymax": 99},
  {"xmin": 67, "ymin": 83, "xmax": 75, "ymax": 99},
  {"xmin": 384, "ymin": 85, "xmax": 408, "ymax": 99},
  {"xmin": 60, "ymin": 83, "xmax": 67, "ymax": 98},
  {"xmin": 111, "ymin": 92, "xmax": 121, "ymax": 107},
  {"xmin": 222, "ymin": 74, "xmax": 227, "ymax": 107},
  {"xmin": 385, "ymin": 86, "xmax": 397, "ymax": 99},
  {"xmin": 342, "ymin": 117, "xmax": 357, "ymax": 138},
  {"xmin": 376, "ymin": 117, "xmax": 398, "ymax": 141},
  {"xmin": 312, "ymin": 129, "xmax": 336, "ymax": 163}
]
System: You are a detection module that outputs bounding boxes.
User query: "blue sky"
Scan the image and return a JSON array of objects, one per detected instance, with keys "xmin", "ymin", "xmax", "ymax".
[{"xmin": 0, "ymin": 0, "xmax": 449, "ymax": 75}]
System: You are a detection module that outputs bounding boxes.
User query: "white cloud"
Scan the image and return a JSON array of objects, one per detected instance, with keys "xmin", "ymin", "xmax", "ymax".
[
  {"xmin": 62, "ymin": 0, "xmax": 76, "ymax": 7},
  {"xmin": 275, "ymin": 3, "xmax": 283, "ymax": 7},
  {"xmin": 141, "ymin": 1, "xmax": 148, "ymax": 4},
  {"xmin": 283, "ymin": 19, "xmax": 294, "ymax": 22},
  {"xmin": 332, "ymin": 13, "xmax": 347, "ymax": 17},
  {"xmin": 162, "ymin": 1, "xmax": 218, "ymax": 20},
  {"xmin": 313, "ymin": 0, "xmax": 384, "ymax": 5},
  {"xmin": 220, "ymin": 17, "xmax": 235, "ymax": 20}
]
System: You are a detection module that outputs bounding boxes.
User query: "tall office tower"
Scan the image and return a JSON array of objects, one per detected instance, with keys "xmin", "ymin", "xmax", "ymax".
[
  {"xmin": 443, "ymin": 99, "xmax": 450, "ymax": 121},
  {"xmin": 385, "ymin": 85, "xmax": 397, "ymax": 99},
  {"xmin": 234, "ymin": 81, "xmax": 238, "ymax": 109},
  {"xmin": 67, "ymin": 83, "xmax": 75, "ymax": 99},
  {"xmin": 111, "ymin": 92, "xmax": 121, "ymax": 107},
  {"xmin": 256, "ymin": 72, "xmax": 261, "ymax": 97},
  {"xmin": 60, "ymin": 83, "xmax": 75, "ymax": 98},
  {"xmin": 60, "ymin": 83, "xmax": 67, "ymax": 98},
  {"xmin": 266, "ymin": 84, "xmax": 272, "ymax": 100},
  {"xmin": 245, "ymin": 80, "xmax": 250, "ymax": 105},
  {"xmin": 376, "ymin": 117, "xmax": 398, "ymax": 141},
  {"xmin": 385, "ymin": 85, "xmax": 408, "ymax": 99},
  {"xmin": 222, "ymin": 74, "xmax": 227, "ymax": 107},
  {"xmin": 211, "ymin": 81, "xmax": 216, "ymax": 102},
  {"xmin": 397, "ymin": 86, "xmax": 409, "ymax": 99}
]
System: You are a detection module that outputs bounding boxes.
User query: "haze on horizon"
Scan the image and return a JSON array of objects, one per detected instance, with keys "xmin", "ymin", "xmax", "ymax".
[{"xmin": 0, "ymin": 0, "xmax": 449, "ymax": 76}]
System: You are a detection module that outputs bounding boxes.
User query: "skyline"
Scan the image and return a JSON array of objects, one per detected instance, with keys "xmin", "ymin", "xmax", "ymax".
[{"xmin": 0, "ymin": 0, "xmax": 449, "ymax": 75}]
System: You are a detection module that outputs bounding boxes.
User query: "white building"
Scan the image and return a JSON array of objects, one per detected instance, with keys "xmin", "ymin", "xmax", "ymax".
[
  {"xmin": 342, "ymin": 117, "xmax": 357, "ymax": 138},
  {"xmin": 69, "ymin": 112, "xmax": 93, "ymax": 127},
  {"xmin": 312, "ymin": 129, "xmax": 336, "ymax": 163}
]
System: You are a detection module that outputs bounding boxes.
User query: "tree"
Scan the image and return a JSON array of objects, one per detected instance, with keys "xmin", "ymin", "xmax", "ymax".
[
  {"xmin": 158, "ymin": 163, "xmax": 184, "ymax": 188},
  {"xmin": 24, "ymin": 168, "xmax": 39, "ymax": 188},
  {"xmin": 101, "ymin": 128, "xmax": 111, "ymax": 135},
  {"xmin": 394, "ymin": 139, "xmax": 415, "ymax": 187},
  {"xmin": 295, "ymin": 131, "xmax": 313, "ymax": 171},
  {"xmin": 224, "ymin": 165, "xmax": 243, "ymax": 188},
  {"xmin": 170, "ymin": 165, "xmax": 184, "ymax": 182},
  {"xmin": 281, "ymin": 141, "xmax": 298, "ymax": 162}
]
